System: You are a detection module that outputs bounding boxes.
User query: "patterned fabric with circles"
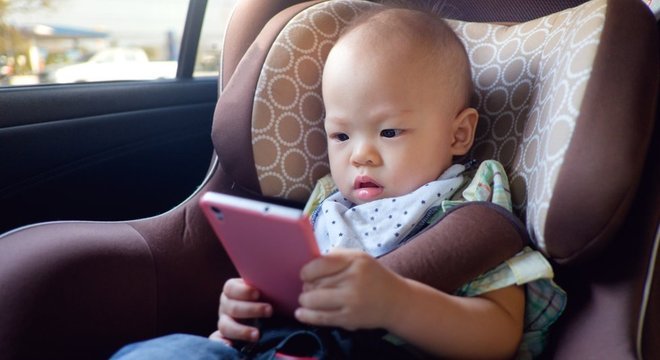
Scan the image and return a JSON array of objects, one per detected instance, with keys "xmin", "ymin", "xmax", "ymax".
[
  {"xmin": 252, "ymin": 1, "xmax": 378, "ymax": 202},
  {"xmin": 251, "ymin": 0, "xmax": 606, "ymax": 250}
]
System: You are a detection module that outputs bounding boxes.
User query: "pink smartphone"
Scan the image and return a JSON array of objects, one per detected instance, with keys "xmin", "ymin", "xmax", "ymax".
[{"xmin": 199, "ymin": 191, "xmax": 320, "ymax": 316}]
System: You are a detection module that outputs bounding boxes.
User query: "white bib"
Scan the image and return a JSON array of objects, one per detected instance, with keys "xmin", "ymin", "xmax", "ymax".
[{"xmin": 313, "ymin": 164, "xmax": 466, "ymax": 257}]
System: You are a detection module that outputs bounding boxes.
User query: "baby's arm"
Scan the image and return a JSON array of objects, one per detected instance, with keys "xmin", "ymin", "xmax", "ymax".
[
  {"xmin": 391, "ymin": 276, "xmax": 524, "ymax": 359},
  {"xmin": 296, "ymin": 249, "xmax": 524, "ymax": 359},
  {"xmin": 211, "ymin": 278, "xmax": 273, "ymax": 343}
]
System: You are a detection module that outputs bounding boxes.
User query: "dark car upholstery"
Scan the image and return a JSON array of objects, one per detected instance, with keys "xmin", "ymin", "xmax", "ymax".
[{"xmin": 0, "ymin": 0, "xmax": 657, "ymax": 359}]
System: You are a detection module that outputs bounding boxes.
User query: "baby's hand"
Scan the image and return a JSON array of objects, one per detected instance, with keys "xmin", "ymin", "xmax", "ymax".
[
  {"xmin": 213, "ymin": 278, "xmax": 273, "ymax": 343},
  {"xmin": 295, "ymin": 249, "xmax": 406, "ymax": 331}
]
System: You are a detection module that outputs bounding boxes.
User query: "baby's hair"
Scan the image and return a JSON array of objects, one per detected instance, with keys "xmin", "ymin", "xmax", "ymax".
[{"xmin": 337, "ymin": 2, "xmax": 473, "ymax": 109}]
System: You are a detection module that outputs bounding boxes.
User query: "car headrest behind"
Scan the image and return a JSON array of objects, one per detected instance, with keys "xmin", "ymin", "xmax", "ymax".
[{"xmin": 213, "ymin": 0, "xmax": 658, "ymax": 264}]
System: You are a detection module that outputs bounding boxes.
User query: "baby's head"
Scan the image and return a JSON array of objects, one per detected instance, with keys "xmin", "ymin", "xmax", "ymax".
[{"xmin": 322, "ymin": 6, "xmax": 478, "ymax": 205}]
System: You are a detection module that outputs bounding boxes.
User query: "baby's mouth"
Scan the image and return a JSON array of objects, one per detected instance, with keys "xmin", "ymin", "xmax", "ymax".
[
  {"xmin": 354, "ymin": 175, "xmax": 381, "ymax": 189},
  {"xmin": 353, "ymin": 176, "xmax": 383, "ymax": 201},
  {"xmin": 357, "ymin": 181, "xmax": 379, "ymax": 188}
]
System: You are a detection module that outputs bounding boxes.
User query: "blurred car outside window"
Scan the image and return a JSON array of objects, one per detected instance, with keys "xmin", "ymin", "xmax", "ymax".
[
  {"xmin": 0, "ymin": 0, "xmax": 237, "ymax": 86},
  {"xmin": 196, "ymin": 0, "xmax": 237, "ymax": 78}
]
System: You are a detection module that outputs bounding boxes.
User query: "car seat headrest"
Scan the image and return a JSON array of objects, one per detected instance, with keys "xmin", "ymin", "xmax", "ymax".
[{"xmin": 213, "ymin": 0, "xmax": 657, "ymax": 263}]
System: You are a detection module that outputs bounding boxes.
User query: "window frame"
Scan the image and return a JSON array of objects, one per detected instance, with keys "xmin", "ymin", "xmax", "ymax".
[{"xmin": 177, "ymin": 0, "xmax": 209, "ymax": 79}]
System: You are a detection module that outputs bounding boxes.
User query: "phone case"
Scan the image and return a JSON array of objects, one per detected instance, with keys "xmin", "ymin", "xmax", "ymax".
[{"xmin": 200, "ymin": 192, "xmax": 320, "ymax": 316}]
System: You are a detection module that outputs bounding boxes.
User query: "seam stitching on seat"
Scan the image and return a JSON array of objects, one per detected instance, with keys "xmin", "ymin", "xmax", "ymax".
[
  {"xmin": 126, "ymin": 222, "xmax": 160, "ymax": 336},
  {"xmin": 636, "ymin": 224, "xmax": 660, "ymax": 360}
]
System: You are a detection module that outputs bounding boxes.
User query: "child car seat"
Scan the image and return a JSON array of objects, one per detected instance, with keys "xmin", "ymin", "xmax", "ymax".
[
  {"xmin": 217, "ymin": 3, "xmax": 659, "ymax": 358},
  {"xmin": 0, "ymin": 0, "xmax": 656, "ymax": 359}
]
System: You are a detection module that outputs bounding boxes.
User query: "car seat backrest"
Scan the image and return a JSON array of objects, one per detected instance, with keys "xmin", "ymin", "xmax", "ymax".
[
  {"xmin": 450, "ymin": 2, "xmax": 609, "ymax": 253},
  {"xmin": 213, "ymin": 0, "xmax": 657, "ymax": 263}
]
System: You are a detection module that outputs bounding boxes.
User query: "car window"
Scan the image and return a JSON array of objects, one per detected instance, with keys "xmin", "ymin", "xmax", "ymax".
[
  {"xmin": 196, "ymin": 0, "xmax": 237, "ymax": 78},
  {"xmin": 0, "ymin": 0, "xmax": 237, "ymax": 86}
]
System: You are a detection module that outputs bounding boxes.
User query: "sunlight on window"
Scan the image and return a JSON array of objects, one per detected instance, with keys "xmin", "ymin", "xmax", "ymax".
[
  {"xmin": 196, "ymin": 0, "xmax": 239, "ymax": 78},
  {"xmin": 0, "ymin": 0, "xmax": 238, "ymax": 85}
]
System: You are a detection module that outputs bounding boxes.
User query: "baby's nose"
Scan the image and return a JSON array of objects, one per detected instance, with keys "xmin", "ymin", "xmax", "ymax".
[{"xmin": 350, "ymin": 142, "xmax": 381, "ymax": 166}]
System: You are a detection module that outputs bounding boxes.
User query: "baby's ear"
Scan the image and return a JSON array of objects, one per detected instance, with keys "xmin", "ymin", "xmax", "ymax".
[{"xmin": 450, "ymin": 107, "xmax": 479, "ymax": 156}]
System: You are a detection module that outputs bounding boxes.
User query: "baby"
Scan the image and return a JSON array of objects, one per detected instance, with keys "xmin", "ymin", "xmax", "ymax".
[
  {"xmin": 112, "ymin": 5, "xmax": 565, "ymax": 360},
  {"xmin": 219, "ymin": 6, "xmax": 526, "ymax": 359}
]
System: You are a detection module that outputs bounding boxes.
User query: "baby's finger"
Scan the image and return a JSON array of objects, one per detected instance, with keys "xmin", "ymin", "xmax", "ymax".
[
  {"xmin": 218, "ymin": 314, "xmax": 260, "ymax": 342},
  {"xmin": 300, "ymin": 253, "xmax": 351, "ymax": 282},
  {"xmin": 302, "ymin": 271, "xmax": 345, "ymax": 292},
  {"xmin": 294, "ymin": 307, "xmax": 345, "ymax": 329},
  {"xmin": 208, "ymin": 330, "xmax": 233, "ymax": 346},
  {"xmin": 222, "ymin": 278, "xmax": 259, "ymax": 301},
  {"xmin": 220, "ymin": 293, "xmax": 272, "ymax": 319},
  {"xmin": 298, "ymin": 288, "xmax": 344, "ymax": 310}
]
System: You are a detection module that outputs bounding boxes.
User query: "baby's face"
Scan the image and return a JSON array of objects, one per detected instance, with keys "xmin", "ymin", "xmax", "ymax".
[{"xmin": 322, "ymin": 38, "xmax": 463, "ymax": 205}]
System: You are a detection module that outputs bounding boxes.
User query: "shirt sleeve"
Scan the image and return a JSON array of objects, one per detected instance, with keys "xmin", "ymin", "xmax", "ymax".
[
  {"xmin": 303, "ymin": 174, "xmax": 337, "ymax": 217},
  {"xmin": 455, "ymin": 247, "xmax": 555, "ymax": 297}
]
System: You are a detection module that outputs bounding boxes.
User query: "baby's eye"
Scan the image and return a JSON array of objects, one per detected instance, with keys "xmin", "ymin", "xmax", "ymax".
[
  {"xmin": 380, "ymin": 129, "xmax": 402, "ymax": 138},
  {"xmin": 330, "ymin": 133, "xmax": 349, "ymax": 142}
]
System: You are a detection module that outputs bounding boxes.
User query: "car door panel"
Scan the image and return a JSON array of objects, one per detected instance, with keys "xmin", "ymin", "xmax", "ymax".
[{"xmin": 0, "ymin": 79, "xmax": 217, "ymax": 233}]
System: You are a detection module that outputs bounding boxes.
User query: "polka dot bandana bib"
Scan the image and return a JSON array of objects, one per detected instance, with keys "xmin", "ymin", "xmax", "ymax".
[{"xmin": 313, "ymin": 164, "xmax": 466, "ymax": 257}]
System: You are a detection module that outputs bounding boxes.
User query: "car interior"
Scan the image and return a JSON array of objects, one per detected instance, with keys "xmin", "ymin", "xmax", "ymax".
[{"xmin": 0, "ymin": 0, "xmax": 657, "ymax": 359}]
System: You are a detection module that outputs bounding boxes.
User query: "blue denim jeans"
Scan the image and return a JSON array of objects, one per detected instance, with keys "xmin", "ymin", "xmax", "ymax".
[
  {"xmin": 110, "ymin": 319, "xmax": 420, "ymax": 359},
  {"xmin": 110, "ymin": 334, "xmax": 242, "ymax": 360}
]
